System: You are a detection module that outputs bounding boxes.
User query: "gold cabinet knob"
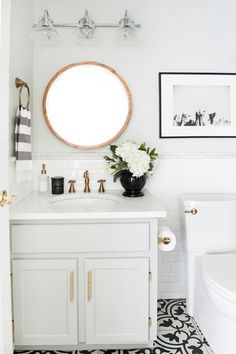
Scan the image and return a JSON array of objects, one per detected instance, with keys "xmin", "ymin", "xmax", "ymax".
[
  {"xmin": 185, "ymin": 208, "xmax": 198, "ymax": 215},
  {"xmin": 0, "ymin": 190, "xmax": 16, "ymax": 207}
]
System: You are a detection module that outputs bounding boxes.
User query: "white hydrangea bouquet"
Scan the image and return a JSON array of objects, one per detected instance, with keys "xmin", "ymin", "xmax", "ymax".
[{"xmin": 104, "ymin": 142, "xmax": 158, "ymax": 195}]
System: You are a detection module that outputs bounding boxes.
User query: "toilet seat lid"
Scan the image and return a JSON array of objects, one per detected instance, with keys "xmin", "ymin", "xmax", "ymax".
[{"xmin": 202, "ymin": 253, "xmax": 236, "ymax": 301}]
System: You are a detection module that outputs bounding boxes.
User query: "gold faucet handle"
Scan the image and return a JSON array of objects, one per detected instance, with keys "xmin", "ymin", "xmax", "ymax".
[
  {"xmin": 68, "ymin": 180, "xmax": 76, "ymax": 193},
  {"xmin": 0, "ymin": 190, "xmax": 16, "ymax": 207},
  {"xmin": 97, "ymin": 179, "xmax": 106, "ymax": 193}
]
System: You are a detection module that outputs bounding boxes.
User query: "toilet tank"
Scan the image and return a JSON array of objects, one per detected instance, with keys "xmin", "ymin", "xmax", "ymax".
[{"xmin": 180, "ymin": 194, "xmax": 236, "ymax": 253}]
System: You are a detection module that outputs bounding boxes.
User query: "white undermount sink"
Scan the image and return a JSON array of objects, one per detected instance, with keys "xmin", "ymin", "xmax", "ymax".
[{"xmin": 50, "ymin": 192, "xmax": 122, "ymax": 211}]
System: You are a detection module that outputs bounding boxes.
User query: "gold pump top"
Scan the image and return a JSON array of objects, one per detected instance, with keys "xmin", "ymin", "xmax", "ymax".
[
  {"xmin": 41, "ymin": 164, "xmax": 47, "ymax": 175},
  {"xmin": 83, "ymin": 170, "xmax": 90, "ymax": 193}
]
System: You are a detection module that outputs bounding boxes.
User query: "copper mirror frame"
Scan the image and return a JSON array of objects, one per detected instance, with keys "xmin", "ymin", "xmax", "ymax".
[{"xmin": 42, "ymin": 61, "xmax": 132, "ymax": 150}]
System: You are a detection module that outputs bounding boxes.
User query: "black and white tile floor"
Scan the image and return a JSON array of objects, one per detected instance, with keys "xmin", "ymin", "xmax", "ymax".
[
  {"xmin": 14, "ymin": 299, "xmax": 214, "ymax": 354},
  {"xmin": 155, "ymin": 299, "xmax": 213, "ymax": 354}
]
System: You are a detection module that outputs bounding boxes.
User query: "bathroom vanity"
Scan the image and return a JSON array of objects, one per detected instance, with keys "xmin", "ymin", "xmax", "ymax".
[{"xmin": 10, "ymin": 191, "xmax": 166, "ymax": 350}]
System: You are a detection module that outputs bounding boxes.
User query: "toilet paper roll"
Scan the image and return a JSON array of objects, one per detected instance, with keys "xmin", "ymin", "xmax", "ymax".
[{"xmin": 158, "ymin": 225, "xmax": 176, "ymax": 252}]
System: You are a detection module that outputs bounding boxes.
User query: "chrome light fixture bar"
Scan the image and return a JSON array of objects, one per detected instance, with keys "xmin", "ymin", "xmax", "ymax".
[
  {"xmin": 32, "ymin": 9, "xmax": 141, "ymax": 44},
  {"xmin": 51, "ymin": 10, "xmax": 141, "ymax": 29}
]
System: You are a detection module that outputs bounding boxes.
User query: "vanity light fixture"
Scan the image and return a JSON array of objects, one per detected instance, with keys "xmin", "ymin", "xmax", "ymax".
[
  {"xmin": 115, "ymin": 10, "xmax": 142, "ymax": 45},
  {"xmin": 32, "ymin": 9, "xmax": 141, "ymax": 45},
  {"xmin": 72, "ymin": 9, "xmax": 100, "ymax": 44},
  {"xmin": 31, "ymin": 9, "xmax": 60, "ymax": 44}
]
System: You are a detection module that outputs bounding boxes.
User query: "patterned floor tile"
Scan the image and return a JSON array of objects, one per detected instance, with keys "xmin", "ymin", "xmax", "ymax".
[
  {"xmin": 157, "ymin": 299, "xmax": 195, "ymax": 332},
  {"xmin": 99, "ymin": 350, "xmax": 121, "ymax": 354},
  {"xmin": 14, "ymin": 351, "xmax": 96, "ymax": 354},
  {"xmin": 122, "ymin": 350, "xmax": 153, "ymax": 354},
  {"xmin": 154, "ymin": 329, "xmax": 210, "ymax": 354},
  {"xmin": 14, "ymin": 299, "xmax": 214, "ymax": 354}
]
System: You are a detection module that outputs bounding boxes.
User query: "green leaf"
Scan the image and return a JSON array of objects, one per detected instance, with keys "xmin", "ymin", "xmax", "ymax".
[
  {"xmin": 113, "ymin": 170, "xmax": 123, "ymax": 182},
  {"xmin": 139, "ymin": 143, "xmax": 146, "ymax": 151},
  {"xmin": 104, "ymin": 156, "xmax": 115, "ymax": 162},
  {"xmin": 150, "ymin": 148, "xmax": 156, "ymax": 156},
  {"xmin": 110, "ymin": 145, "xmax": 118, "ymax": 154},
  {"xmin": 149, "ymin": 162, "xmax": 153, "ymax": 171},
  {"xmin": 113, "ymin": 153, "xmax": 121, "ymax": 160},
  {"xmin": 150, "ymin": 155, "xmax": 157, "ymax": 161}
]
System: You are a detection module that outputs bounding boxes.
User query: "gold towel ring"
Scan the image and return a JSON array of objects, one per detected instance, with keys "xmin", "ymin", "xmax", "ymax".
[{"xmin": 15, "ymin": 78, "xmax": 30, "ymax": 110}]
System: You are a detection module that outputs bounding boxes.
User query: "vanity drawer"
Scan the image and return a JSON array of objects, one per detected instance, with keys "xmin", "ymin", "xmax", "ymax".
[{"xmin": 11, "ymin": 223, "xmax": 150, "ymax": 253}]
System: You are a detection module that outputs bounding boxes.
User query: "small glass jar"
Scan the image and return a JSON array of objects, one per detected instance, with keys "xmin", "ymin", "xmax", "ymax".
[{"xmin": 51, "ymin": 176, "xmax": 64, "ymax": 195}]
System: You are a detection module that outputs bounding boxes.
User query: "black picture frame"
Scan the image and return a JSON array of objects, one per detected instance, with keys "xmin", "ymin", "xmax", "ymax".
[{"xmin": 159, "ymin": 72, "xmax": 236, "ymax": 138}]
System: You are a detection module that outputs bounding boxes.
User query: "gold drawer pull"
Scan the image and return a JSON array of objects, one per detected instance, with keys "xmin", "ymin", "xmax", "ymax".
[
  {"xmin": 70, "ymin": 271, "xmax": 74, "ymax": 302},
  {"xmin": 88, "ymin": 271, "xmax": 92, "ymax": 301},
  {"xmin": 185, "ymin": 208, "xmax": 198, "ymax": 215}
]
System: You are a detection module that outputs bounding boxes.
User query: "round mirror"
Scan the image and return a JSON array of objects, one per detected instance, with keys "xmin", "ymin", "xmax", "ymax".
[{"xmin": 43, "ymin": 62, "xmax": 132, "ymax": 149}]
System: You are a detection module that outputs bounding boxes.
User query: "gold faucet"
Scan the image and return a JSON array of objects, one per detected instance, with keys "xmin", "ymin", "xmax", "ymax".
[{"xmin": 83, "ymin": 170, "xmax": 91, "ymax": 193}]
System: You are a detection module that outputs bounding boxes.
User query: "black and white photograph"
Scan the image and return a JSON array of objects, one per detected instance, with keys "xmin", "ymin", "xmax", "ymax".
[
  {"xmin": 173, "ymin": 85, "xmax": 231, "ymax": 127},
  {"xmin": 159, "ymin": 73, "xmax": 236, "ymax": 138}
]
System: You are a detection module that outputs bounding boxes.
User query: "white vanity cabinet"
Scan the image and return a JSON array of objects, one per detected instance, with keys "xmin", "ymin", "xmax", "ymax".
[
  {"xmin": 10, "ymin": 218, "xmax": 160, "ymax": 350},
  {"xmin": 85, "ymin": 258, "xmax": 149, "ymax": 345},
  {"xmin": 12, "ymin": 259, "xmax": 78, "ymax": 345}
]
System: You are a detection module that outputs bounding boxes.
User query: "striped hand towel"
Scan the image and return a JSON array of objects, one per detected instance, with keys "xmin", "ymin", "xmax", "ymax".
[{"xmin": 15, "ymin": 106, "xmax": 33, "ymax": 181}]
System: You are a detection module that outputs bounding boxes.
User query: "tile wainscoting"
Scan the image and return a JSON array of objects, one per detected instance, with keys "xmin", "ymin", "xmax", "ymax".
[
  {"xmin": 9, "ymin": 157, "xmax": 33, "ymax": 202},
  {"xmin": 10, "ymin": 152, "xmax": 236, "ymax": 298}
]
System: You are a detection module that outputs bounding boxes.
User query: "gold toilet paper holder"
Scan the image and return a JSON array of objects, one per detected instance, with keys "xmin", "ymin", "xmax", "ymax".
[{"xmin": 158, "ymin": 236, "xmax": 171, "ymax": 245}]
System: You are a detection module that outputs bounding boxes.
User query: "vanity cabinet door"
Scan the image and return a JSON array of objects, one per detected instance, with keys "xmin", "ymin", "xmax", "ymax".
[
  {"xmin": 12, "ymin": 259, "xmax": 78, "ymax": 345},
  {"xmin": 85, "ymin": 258, "xmax": 149, "ymax": 345}
]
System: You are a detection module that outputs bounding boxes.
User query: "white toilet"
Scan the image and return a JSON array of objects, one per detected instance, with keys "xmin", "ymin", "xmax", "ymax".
[{"xmin": 181, "ymin": 194, "xmax": 236, "ymax": 354}]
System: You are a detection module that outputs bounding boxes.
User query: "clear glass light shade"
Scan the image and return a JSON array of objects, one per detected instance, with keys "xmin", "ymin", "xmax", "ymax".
[
  {"xmin": 31, "ymin": 10, "xmax": 60, "ymax": 44},
  {"xmin": 115, "ymin": 26, "xmax": 141, "ymax": 45},
  {"xmin": 72, "ymin": 26, "xmax": 100, "ymax": 44},
  {"xmin": 72, "ymin": 9, "xmax": 100, "ymax": 44},
  {"xmin": 115, "ymin": 10, "xmax": 141, "ymax": 45},
  {"xmin": 31, "ymin": 26, "xmax": 60, "ymax": 44}
]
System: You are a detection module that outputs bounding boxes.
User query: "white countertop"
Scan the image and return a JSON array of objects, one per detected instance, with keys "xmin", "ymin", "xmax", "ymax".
[{"xmin": 10, "ymin": 190, "xmax": 166, "ymax": 221}]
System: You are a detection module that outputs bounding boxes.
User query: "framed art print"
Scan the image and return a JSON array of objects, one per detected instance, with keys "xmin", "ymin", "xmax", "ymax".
[{"xmin": 159, "ymin": 72, "xmax": 236, "ymax": 138}]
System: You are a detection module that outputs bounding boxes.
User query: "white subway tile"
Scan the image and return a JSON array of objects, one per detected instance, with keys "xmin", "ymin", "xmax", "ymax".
[{"xmin": 12, "ymin": 156, "xmax": 236, "ymax": 298}]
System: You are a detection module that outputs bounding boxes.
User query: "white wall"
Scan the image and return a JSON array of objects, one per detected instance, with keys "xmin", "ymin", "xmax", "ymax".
[
  {"xmin": 10, "ymin": 0, "xmax": 236, "ymax": 298},
  {"xmin": 9, "ymin": 0, "xmax": 34, "ymax": 155},
  {"xmin": 9, "ymin": 0, "xmax": 34, "ymax": 198},
  {"xmin": 33, "ymin": 0, "xmax": 236, "ymax": 156}
]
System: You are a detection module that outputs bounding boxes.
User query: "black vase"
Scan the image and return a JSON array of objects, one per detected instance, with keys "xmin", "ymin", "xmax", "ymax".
[{"xmin": 120, "ymin": 170, "xmax": 146, "ymax": 197}]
